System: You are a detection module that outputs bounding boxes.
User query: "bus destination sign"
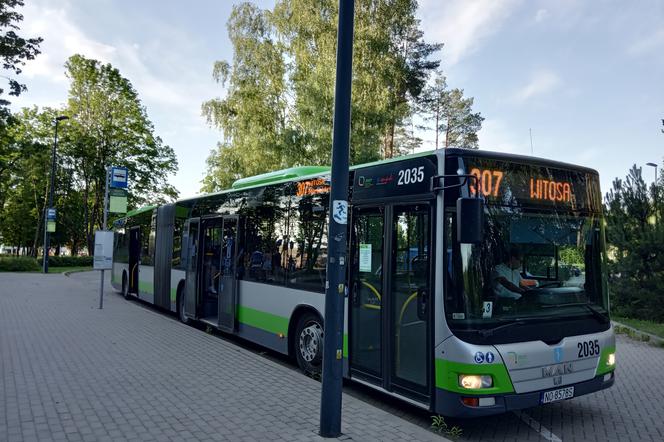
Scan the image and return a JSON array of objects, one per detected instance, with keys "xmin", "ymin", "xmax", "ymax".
[
  {"xmin": 352, "ymin": 156, "xmax": 436, "ymax": 202},
  {"xmin": 463, "ymin": 157, "xmax": 601, "ymax": 212}
]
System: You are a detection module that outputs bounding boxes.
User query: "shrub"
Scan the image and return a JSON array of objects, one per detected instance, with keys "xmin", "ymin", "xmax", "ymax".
[
  {"xmin": 0, "ymin": 257, "xmax": 41, "ymax": 272},
  {"xmin": 40, "ymin": 256, "xmax": 93, "ymax": 267}
]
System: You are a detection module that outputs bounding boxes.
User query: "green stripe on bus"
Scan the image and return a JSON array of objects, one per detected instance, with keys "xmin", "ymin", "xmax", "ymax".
[
  {"xmin": 138, "ymin": 280, "xmax": 154, "ymax": 294},
  {"xmin": 237, "ymin": 306, "xmax": 289, "ymax": 336},
  {"xmin": 343, "ymin": 334, "xmax": 348, "ymax": 358},
  {"xmin": 170, "ymin": 287, "xmax": 177, "ymax": 302},
  {"xmin": 595, "ymin": 345, "xmax": 616, "ymax": 375},
  {"xmin": 435, "ymin": 359, "xmax": 514, "ymax": 395}
]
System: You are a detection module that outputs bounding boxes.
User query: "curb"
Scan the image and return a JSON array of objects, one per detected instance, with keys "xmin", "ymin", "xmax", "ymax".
[
  {"xmin": 63, "ymin": 268, "xmax": 94, "ymax": 277},
  {"xmin": 612, "ymin": 320, "xmax": 664, "ymax": 347}
]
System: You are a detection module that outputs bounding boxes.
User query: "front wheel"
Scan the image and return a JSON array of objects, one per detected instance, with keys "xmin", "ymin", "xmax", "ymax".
[{"xmin": 294, "ymin": 312, "xmax": 323, "ymax": 375}]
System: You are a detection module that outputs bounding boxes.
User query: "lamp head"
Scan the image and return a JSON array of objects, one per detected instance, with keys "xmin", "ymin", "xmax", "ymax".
[
  {"xmin": 55, "ymin": 115, "xmax": 69, "ymax": 122},
  {"xmin": 646, "ymin": 162, "xmax": 657, "ymax": 168}
]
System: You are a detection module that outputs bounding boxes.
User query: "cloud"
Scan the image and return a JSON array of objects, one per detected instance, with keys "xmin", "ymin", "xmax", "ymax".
[
  {"xmin": 513, "ymin": 69, "xmax": 561, "ymax": 102},
  {"xmin": 477, "ymin": 118, "xmax": 529, "ymax": 154},
  {"xmin": 628, "ymin": 29, "xmax": 664, "ymax": 56},
  {"xmin": 18, "ymin": 3, "xmax": 117, "ymax": 83},
  {"xmin": 534, "ymin": 9, "xmax": 549, "ymax": 23},
  {"xmin": 11, "ymin": 0, "xmax": 222, "ymax": 198},
  {"xmin": 417, "ymin": 0, "xmax": 522, "ymax": 66}
]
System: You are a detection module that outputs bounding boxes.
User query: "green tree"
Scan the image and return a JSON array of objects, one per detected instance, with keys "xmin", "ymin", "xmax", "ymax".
[
  {"xmin": 605, "ymin": 164, "xmax": 664, "ymax": 321},
  {"xmin": 0, "ymin": 0, "xmax": 42, "ymax": 109},
  {"xmin": 64, "ymin": 54, "xmax": 179, "ymax": 252},
  {"xmin": 0, "ymin": 107, "xmax": 54, "ymax": 256},
  {"xmin": 0, "ymin": 0, "xmax": 43, "ymax": 207},
  {"xmin": 202, "ymin": 0, "xmax": 441, "ymax": 191},
  {"xmin": 418, "ymin": 71, "xmax": 484, "ymax": 149}
]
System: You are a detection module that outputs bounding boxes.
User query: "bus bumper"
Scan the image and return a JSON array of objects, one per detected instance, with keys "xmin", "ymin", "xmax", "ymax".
[{"xmin": 434, "ymin": 371, "xmax": 615, "ymax": 418}]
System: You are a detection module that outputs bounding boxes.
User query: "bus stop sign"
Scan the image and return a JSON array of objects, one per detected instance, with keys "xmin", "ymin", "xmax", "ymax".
[
  {"xmin": 111, "ymin": 166, "xmax": 128, "ymax": 189},
  {"xmin": 46, "ymin": 208, "xmax": 56, "ymax": 233}
]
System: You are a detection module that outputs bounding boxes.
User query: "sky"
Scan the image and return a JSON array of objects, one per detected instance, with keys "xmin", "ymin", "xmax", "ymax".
[{"xmin": 8, "ymin": 0, "xmax": 664, "ymax": 199}]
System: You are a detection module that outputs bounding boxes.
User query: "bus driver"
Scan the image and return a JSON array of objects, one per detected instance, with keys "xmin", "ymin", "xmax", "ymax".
[{"xmin": 492, "ymin": 247, "xmax": 526, "ymax": 300}]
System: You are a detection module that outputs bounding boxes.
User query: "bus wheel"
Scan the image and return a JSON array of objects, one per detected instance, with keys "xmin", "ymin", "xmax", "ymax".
[
  {"xmin": 295, "ymin": 312, "xmax": 323, "ymax": 375},
  {"xmin": 177, "ymin": 290, "xmax": 190, "ymax": 325},
  {"xmin": 122, "ymin": 272, "xmax": 130, "ymax": 300}
]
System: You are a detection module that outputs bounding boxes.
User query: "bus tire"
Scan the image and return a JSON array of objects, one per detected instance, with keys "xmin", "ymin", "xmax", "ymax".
[
  {"xmin": 177, "ymin": 286, "xmax": 190, "ymax": 325},
  {"xmin": 294, "ymin": 312, "xmax": 323, "ymax": 375},
  {"xmin": 122, "ymin": 271, "xmax": 130, "ymax": 300}
]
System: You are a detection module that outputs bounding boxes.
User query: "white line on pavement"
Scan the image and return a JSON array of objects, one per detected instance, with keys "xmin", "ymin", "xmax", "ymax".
[{"xmin": 515, "ymin": 411, "xmax": 562, "ymax": 442}]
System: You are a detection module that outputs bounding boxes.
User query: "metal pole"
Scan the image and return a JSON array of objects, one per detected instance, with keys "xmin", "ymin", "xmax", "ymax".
[
  {"xmin": 320, "ymin": 0, "xmax": 354, "ymax": 438},
  {"xmin": 99, "ymin": 167, "xmax": 110, "ymax": 309},
  {"xmin": 43, "ymin": 120, "xmax": 59, "ymax": 273}
]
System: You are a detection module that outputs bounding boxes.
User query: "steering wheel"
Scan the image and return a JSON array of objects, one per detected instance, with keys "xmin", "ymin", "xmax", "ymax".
[{"xmin": 537, "ymin": 281, "xmax": 563, "ymax": 288}]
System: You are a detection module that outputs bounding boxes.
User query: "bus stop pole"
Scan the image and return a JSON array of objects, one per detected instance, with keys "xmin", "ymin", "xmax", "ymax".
[
  {"xmin": 320, "ymin": 0, "xmax": 355, "ymax": 438},
  {"xmin": 99, "ymin": 167, "xmax": 110, "ymax": 310}
]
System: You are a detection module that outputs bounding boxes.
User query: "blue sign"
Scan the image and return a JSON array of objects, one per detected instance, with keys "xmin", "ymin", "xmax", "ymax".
[
  {"xmin": 111, "ymin": 166, "xmax": 128, "ymax": 189},
  {"xmin": 474, "ymin": 352, "xmax": 485, "ymax": 364},
  {"xmin": 46, "ymin": 208, "xmax": 57, "ymax": 220},
  {"xmin": 486, "ymin": 352, "xmax": 495, "ymax": 363},
  {"xmin": 554, "ymin": 347, "xmax": 563, "ymax": 363}
]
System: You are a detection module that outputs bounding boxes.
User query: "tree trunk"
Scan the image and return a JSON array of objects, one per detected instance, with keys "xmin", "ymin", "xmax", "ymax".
[
  {"xmin": 435, "ymin": 104, "xmax": 440, "ymax": 150},
  {"xmin": 83, "ymin": 178, "xmax": 91, "ymax": 254},
  {"xmin": 445, "ymin": 118, "xmax": 451, "ymax": 148}
]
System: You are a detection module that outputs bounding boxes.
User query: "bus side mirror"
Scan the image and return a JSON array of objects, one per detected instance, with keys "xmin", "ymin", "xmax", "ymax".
[{"xmin": 457, "ymin": 197, "xmax": 483, "ymax": 244}]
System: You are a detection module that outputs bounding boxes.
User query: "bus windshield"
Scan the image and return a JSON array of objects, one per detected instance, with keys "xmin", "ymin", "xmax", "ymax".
[{"xmin": 444, "ymin": 207, "xmax": 610, "ymax": 342}]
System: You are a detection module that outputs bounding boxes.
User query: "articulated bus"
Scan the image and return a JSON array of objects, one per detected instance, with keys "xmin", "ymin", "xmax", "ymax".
[{"xmin": 111, "ymin": 148, "xmax": 615, "ymax": 417}]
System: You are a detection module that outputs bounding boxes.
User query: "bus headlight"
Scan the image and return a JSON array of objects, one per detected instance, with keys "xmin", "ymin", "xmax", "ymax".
[
  {"xmin": 459, "ymin": 374, "xmax": 493, "ymax": 389},
  {"xmin": 607, "ymin": 353, "xmax": 615, "ymax": 366}
]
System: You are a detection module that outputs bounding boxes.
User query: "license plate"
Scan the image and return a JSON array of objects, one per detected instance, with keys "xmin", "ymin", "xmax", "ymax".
[{"xmin": 541, "ymin": 386, "xmax": 574, "ymax": 404}]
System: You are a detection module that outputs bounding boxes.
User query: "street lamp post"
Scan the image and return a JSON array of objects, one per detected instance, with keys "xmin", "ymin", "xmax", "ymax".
[
  {"xmin": 42, "ymin": 115, "xmax": 69, "ymax": 273},
  {"xmin": 646, "ymin": 162, "xmax": 659, "ymax": 223}
]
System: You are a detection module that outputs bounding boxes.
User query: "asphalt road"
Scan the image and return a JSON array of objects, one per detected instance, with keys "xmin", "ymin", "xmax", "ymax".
[{"xmin": 5, "ymin": 270, "xmax": 661, "ymax": 441}]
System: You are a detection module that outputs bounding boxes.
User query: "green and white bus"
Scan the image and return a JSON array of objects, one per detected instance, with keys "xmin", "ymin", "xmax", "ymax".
[{"xmin": 111, "ymin": 148, "xmax": 615, "ymax": 417}]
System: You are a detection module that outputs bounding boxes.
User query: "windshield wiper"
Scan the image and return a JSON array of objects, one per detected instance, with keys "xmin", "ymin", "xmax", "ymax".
[
  {"xmin": 477, "ymin": 319, "xmax": 529, "ymax": 338},
  {"xmin": 541, "ymin": 302, "xmax": 609, "ymax": 324}
]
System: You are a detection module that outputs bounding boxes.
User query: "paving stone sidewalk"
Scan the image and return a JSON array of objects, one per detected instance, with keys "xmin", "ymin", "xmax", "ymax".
[{"xmin": 0, "ymin": 272, "xmax": 447, "ymax": 441}]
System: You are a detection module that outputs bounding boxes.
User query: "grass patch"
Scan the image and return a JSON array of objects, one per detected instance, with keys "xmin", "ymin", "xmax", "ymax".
[
  {"xmin": 0, "ymin": 256, "xmax": 93, "ymax": 272},
  {"xmin": 431, "ymin": 415, "xmax": 462, "ymax": 439},
  {"xmin": 47, "ymin": 266, "xmax": 93, "ymax": 274},
  {"xmin": 613, "ymin": 316, "xmax": 664, "ymax": 339}
]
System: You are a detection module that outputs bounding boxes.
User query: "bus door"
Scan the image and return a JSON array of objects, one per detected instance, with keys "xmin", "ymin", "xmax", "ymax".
[
  {"xmin": 350, "ymin": 203, "xmax": 431, "ymax": 402},
  {"xmin": 128, "ymin": 226, "xmax": 140, "ymax": 294},
  {"xmin": 199, "ymin": 217, "xmax": 223, "ymax": 322},
  {"xmin": 183, "ymin": 218, "xmax": 200, "ymax": 319},
  {"xmin": 218, "ymin": 215, "xmax": 241, "ymax": 332}
]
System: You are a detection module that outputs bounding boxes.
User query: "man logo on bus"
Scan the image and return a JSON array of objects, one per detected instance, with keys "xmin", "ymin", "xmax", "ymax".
[{"xmin": 474, "ymin": 352, "xmax": 485, "ymax": 364}]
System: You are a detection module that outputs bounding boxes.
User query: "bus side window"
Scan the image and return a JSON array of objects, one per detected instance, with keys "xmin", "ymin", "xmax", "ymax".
[
  {"xmin": 287, "ymin": 190, "xmax": 329, "ymax": 294},
  {"xmin": 242, "ymin": 185, "xmax": 289, "ymax": 287}
]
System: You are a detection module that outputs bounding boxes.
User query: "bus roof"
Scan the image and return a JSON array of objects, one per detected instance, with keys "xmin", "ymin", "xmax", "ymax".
[
  {"xmin": 126, "ymin": 148, "xmax": 599, "ymax": 214},
  {"xmin": 124, "ymin": 205, "xmax": 157, "ymax": 218},
  {"xmin": 231, "ymin": 166, "xmax": 331, "ymax": 189},
  {"xmin": 445, "ymin": 148, "xmax": 600, "ymax": 176}
]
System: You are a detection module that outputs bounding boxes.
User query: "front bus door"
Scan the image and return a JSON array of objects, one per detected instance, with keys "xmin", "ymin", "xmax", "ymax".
[
  {"xmin": 218, "ymin": 216, "xmax": 241, "ymax": 332},
  {"xmin": 128, "ymin": 226, "xmax": 140, "ymax": 294},
  {"xmin": 350, "ymin": 204, "xmax": 431, "ymax": 403},
  {"xmin": 184, "ymin": 218, "xmax": 200, "ymax": 319}
]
